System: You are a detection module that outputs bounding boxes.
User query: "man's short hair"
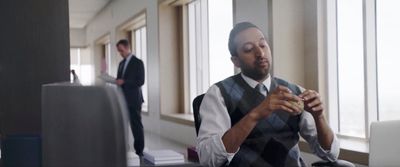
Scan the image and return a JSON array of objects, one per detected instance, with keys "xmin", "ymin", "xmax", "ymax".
[
  {"xmin": 116, "ymin": 39, "xmax": 130, "ymax": 48},
  {"xmin": 228, "ymin": 22, "xmax": 260, "ymax": 57}
]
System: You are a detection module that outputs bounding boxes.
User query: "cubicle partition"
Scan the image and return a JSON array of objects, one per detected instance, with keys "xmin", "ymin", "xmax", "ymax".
[{"xmin": 41, "ymin": 83, "xmax": 130, "ymax": 167}]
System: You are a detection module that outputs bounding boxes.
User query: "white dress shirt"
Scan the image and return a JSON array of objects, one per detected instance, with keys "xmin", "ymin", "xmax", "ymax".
[
  {"xmin": 196, "ymin": 74, "xmax": 340, "ymax": 167},
  {"xmin": 122, "ymin": 54, "xmax": 133, "ymax": 76}
]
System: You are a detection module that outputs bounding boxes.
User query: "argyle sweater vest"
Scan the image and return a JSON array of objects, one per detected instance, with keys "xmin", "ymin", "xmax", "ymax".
[{"xmin": 216, "ymin": 74, "xmax": 305, "ymax": 167}]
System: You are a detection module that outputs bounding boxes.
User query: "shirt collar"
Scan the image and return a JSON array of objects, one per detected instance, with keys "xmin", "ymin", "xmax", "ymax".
[
  {"xmin": 125, "ymin": 53, "xmax": 133, "ymax": 63},
  {"xmin": 240, "ymin": 73, "xmax": 271, "ymax": 92}
]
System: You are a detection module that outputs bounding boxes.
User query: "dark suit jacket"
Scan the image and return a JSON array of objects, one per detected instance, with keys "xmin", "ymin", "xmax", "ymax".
[{"xmin": 117, "ymin": 55, "xmax": 145, "ymax": 110}]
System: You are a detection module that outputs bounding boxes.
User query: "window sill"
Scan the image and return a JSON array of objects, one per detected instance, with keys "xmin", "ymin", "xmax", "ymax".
[
  {"xmin": 299, "ymin": 136, "xmax": 369, "ymax": 165},
  {"xmin": 160, "ymin": 113, "xmax": 195, "ymax": 127}
]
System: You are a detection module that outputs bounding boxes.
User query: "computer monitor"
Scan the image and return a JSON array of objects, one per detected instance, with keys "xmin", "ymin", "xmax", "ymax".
[{"xmin": 369, "ymin": 120, "xmax": 400, "ymax": 166}]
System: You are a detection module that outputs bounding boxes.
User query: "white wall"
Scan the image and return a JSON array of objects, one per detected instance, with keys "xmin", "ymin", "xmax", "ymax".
[
  {"xmin": 70, "ymin": 28, "xmax": 86, "ymax": 48},
  {"xmin": 270, "ymin": 0, "xmax": 306, "ymax": 86},
  {"xmin": 233, "ymin": 0, "xmax": 269, "ymax": 34},
  {"xmin": 233, "ymin": 0, "xmax": 306, "ymax": 87}
]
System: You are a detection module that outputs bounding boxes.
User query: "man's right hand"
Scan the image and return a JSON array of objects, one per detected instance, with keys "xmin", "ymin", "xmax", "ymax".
[
  {"xmin": 116, "ymin": 79, "xmax": 125, "ymax": 86},
  {"xmin": 250, "ymin": 85, "xmax": 303, "ymax": 121}
]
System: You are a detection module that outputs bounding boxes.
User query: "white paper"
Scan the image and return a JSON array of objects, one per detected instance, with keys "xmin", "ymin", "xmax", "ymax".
[
  {"xmin": 127, "ymin": 151, "xmax": 140, "ymax": 166},
  {"xmin": 98, "ymin": 73, "xmax": 116, "ymax": 84},
  {"xmin": 143, "ymin": 150, "xmax": 184, "ymax": 162}
]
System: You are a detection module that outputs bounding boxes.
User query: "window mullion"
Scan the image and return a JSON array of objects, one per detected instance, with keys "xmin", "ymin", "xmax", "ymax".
[
  {"xmin": 327, "ymin": 0, "xmax": 339, "ymax": 133},
  {"xmin": 363, "ymin": 0, "xmax": 378, "ymax": 139},
  {"xmin": 200, "ymin": 0, "xmax": 209, "ymax": 93}
]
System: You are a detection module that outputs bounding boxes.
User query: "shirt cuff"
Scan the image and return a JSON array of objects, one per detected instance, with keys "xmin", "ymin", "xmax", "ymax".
[
  {"xmin": 314, "ymin": 135, "xmax": 340, "ymax": 162},
  {"xmin": 214, "ymin": 134, "xmax": 239, "ymax": 163}
]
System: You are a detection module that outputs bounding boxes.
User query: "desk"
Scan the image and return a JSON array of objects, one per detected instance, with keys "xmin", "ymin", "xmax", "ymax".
[{"xmin": 129, "ymin": 157, "xmax": 202, "ymax": 167}]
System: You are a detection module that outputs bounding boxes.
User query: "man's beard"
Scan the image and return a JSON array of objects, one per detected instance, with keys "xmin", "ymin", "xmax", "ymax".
[{"xmin": 241, "ymin": 65, "xmax": 270, "ymax": 81}]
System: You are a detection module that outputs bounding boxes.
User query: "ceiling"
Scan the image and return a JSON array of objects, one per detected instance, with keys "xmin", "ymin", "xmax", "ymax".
[{"xmin": 69, "ymin": 0, "xmax": 111, "ymax": 28}]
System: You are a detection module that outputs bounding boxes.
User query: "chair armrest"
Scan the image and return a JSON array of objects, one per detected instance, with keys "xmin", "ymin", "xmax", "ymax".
[{"xmin": 312, "ymin": 160, "xmax": 355, "ymax": 167}]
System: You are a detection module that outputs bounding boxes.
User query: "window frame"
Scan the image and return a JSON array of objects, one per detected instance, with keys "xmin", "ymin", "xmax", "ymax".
[
  {"xmin": 104, "ymin": 42, "xmax": 112, "ymax": 74},
  {"xmin": 69, "ymin": 47, "xmax": 94, "ymax": 85},
  {"xmin": 131, "ymin": 25, "xmax": 149, "ymax": 112},
  {"xmin": 157, "ymin": 0, "xmax": 233, "ymax": 119},
  {"xmin": 70, "ymin": 48, "xmax": 81, "ymax": 80},
  {"xmin": 186, "ymin": 0, "xmax": 210, "ymax": 114},
  {"xmin": 184, "ymin": 0, "xmax": 233, "ymax": 114},
  {"xmin": 326, "ymin": 0, "xmax": 379, "ymax": 140},
  {"xmin": 95, "ymin": 33, "xmax": 111, "ymax": 75}
]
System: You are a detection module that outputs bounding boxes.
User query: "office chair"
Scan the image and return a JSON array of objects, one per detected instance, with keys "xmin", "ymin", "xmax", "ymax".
[
  {"xmin": 42, "ymin": 84, "xmax": 129, "ymax": 167},
  {"xmin": 193, "ymin": 94, "xmax": 205, "ymax": 135},
  {"xmin": 192, "ymin": 94, "xmax": 354, "ymax": 167}
]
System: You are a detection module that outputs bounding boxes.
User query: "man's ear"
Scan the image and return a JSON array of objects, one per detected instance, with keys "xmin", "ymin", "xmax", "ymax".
[{"xmin": 231, "ymin": 56, "xmax": 241, "ymax": 68}]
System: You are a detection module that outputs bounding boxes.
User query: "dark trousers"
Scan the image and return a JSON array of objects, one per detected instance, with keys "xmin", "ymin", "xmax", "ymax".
[{"xmin": 128, "ymin": 105, "xmax": 144, "ymax": 156}]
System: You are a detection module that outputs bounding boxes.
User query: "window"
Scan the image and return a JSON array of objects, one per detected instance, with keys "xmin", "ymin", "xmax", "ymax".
[
  {"xmin": 132, "ymin": 26, "xmax": 149, "ymax": 112},
  {"xmin": 187, "ymin": 0, "xmax": 233, "ymax": 113},
  {"xmin": 101, "ymin": 42, "xmax": 112, "ymax": 74},
  {"xmin": 328, "ymin": 0, "xmax": 400, "ymax": 139},
  {"xmin": 70, "ymin": 48, "xmax": 94, "ymax": 85},
  {"xmin": 208, "ymin": 0, "xmax": 234, "ymax": 85},
  {"xmin": 188, "ymin": 0, "xmax": 208, "ymax": 110},
  {"xmin": 336, "ymin": 0, "xmax": 365, "ymax": 138},
  {"xmin": 376, "ymin": 0, "xmax": 400, "ymax": 121},
  {"xmin": 95, "ymin": 34, "xmax": 112, "ymax": 77}
]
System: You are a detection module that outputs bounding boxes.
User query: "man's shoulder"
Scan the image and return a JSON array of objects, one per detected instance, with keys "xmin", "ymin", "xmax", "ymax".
[
  {"xmin": 215, "ymin": 74, "xmax": 241, "ymax": 88},
  {"xmin": 128, "ymin": 56, "xmax": 144, "ymax": 67},
  {"xmin": 131, "ymin": 55, "xmax": 142, "ymax": 62}
]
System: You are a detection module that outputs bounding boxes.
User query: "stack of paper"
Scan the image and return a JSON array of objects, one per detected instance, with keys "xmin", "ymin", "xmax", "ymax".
[
  {"xmin": 98, "ymin": 73, "xmax": 116, "ymax": 84},
  {"xmin": 127, "ymin": 151, "xmax": 140, "ymax": 166},
  {"xmin": 143, "ymin": 150, "xmax": 185, "ymax": 165}
]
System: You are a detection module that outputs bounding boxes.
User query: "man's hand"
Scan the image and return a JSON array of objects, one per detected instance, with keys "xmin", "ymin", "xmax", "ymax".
[
  {"xmin": 223, "ymin": 85, "xmax": 302, "ymax": 153},
  {"xmin": 299, "ymin": 90, "xmax": 323, "ymax": 118},
  {"xmin": 299, "ymin": 89, "xmax": 335, "ymax": 150},
  {"xmin": 250, "ymin": 86, "xmax": 303, "ymax": 121},
  {"xmin": 116, "ymin": 79, "xmax": 125, "ymax": 86}
]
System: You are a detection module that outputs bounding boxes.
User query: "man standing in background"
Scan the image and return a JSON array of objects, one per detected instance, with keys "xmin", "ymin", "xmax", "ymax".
[{"xmin": 116, "ymin": 39, "xmax": 145, "ymax": 156}]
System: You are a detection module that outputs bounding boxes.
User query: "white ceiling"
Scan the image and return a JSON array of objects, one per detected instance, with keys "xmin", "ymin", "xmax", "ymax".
[{"xmin": 69, "ymin": 0, "xmax": 111, "ymax": 28}]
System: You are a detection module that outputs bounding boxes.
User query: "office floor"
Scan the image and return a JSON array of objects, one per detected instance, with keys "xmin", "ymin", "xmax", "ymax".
[{"xmin": 126, "ymin": 131, "xmax": 194, "ymax": 166}]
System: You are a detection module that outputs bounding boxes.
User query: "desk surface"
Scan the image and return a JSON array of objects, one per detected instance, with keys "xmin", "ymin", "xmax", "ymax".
[{"xmin": 129, "ymin": 158, "xmax": 202, "ymax": 167}]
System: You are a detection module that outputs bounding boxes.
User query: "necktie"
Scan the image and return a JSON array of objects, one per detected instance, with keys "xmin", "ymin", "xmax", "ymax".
[
  {"xmin": 118, "ymin": 58, "xmax": 126, "ymax": 78},
  {"xmin": 255, "ymin": 83, "xmax": 268, "ymax": 96},
  {"xmin": 121, "ymin": 58, "xmax": 127, "ymax": 76}
]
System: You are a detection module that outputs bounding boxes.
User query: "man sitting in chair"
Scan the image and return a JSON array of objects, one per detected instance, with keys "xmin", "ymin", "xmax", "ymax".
[{"xmin": 196, "ymin": 22, "xmax": 339, "ymax": 167}]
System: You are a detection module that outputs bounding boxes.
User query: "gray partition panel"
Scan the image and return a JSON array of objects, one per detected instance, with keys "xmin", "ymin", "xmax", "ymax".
[
  {"xmin": 42, "ymin": 83, "xmax": 128, "ymax": 167},
  {"xmin": 0, "ymin": 0, "xmax": 70, "ymax": 135}
]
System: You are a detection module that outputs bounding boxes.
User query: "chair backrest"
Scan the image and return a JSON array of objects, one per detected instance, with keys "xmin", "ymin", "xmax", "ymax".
[
  {"xmin": 42, "ymin": 83, "xmax": 128, "ymax": 167},
  {"xmin": 192, "ymin": 94, "xmax": 205, "ymax": 136},
  {"xmin": 369, "ymin": 120, "xmax": 400, "ymax": 166}
]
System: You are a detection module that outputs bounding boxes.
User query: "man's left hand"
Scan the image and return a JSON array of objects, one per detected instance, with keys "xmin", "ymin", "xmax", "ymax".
[
  {"xmin": 116, "ymin": 79, "xmax": 125, "ymax": 86},
  {"xmin": 299, "ymin": 90, "xmax": 324, "ymax": 118}
]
